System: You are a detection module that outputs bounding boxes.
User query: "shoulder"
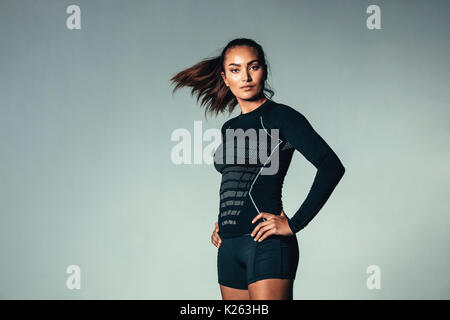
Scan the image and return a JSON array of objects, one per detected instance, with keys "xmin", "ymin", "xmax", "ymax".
[
  {"xmin": 221, "ymin": 115, "xmax": 239, "ymax": 133},
  {"xmin": 265, "ymin": 101, "xmax": 309, "ymax": 126}
]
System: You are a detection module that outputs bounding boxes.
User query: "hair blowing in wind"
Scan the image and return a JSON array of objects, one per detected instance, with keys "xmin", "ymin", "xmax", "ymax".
[{"xmin": 169, "ymin": 38, "xmax": 274, "ymax": 120}]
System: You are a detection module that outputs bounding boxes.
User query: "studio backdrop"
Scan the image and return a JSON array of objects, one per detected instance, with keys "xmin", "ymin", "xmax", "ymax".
[{"xmin": 0, "ymin": 0, "xmax": 449, "ymax": 299}]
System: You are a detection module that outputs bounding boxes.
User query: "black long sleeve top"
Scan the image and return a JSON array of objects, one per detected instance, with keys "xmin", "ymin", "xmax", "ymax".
[{"xmin": 213, "ymin": 98, "xmax": 345, "ymax": 238}]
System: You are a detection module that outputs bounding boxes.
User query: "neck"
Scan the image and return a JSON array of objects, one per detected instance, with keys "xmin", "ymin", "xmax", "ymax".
[{"xmin": 237, "ymin": 95, "xmax": 267, "ymax": 114}]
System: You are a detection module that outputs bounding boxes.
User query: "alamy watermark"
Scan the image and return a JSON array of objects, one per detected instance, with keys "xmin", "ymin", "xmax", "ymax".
[{"xmin": 170, "ymin": 121, "xmax": 281, "ymax": 175}]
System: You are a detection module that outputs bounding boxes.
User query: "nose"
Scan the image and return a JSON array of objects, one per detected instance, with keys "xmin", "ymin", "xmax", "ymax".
[{"xmin": 242, "ymin": 68, "xmax": 251, "ymax": 81}]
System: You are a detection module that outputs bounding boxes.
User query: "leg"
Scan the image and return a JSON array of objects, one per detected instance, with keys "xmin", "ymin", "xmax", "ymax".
[
  {"xmin": 246, "ymin": 235, "xmax": 299, "ymax": 300},
  {"xmin": 220, "ymin": 284, "xmax": 250, "ymax": 300},
  {"xmin": 217, "ymin": 236, "xmax": 249, "ymax": 299},
  {"xmin": 248, "ymin": 278, "xmax": 294, "ymax": 300}
]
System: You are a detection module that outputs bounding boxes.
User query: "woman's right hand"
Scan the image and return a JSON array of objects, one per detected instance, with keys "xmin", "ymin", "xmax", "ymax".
[{"xmin": 211, "ymin": 222, "xmax": 222, "ymax": 248}]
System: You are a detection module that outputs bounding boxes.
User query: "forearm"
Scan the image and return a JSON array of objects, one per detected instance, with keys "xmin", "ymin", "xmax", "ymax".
[{"xmin": 287, "ymin": 152, "xmax": 345, "ymax": 234}]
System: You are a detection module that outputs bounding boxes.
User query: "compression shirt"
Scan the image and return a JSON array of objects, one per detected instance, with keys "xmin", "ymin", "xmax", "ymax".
[{"xmin": 213, "ymin": 98, "xmax": 345, "ymax": 238}]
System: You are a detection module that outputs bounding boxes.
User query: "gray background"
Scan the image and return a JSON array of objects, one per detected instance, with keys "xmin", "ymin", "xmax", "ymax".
[{"xmin": 1, "ymin": 0, "xmax": 449, "ymax": 299}]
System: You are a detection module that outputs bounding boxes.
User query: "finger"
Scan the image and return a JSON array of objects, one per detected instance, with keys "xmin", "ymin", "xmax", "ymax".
[
  {"xmin": 211, "ymin": 235, "xmax": 217, "ymax": 247},
  {"xmin": 213, "ymin": 226, "xmax": 221, "ymax": 240},
  {"xmin": 252, "ymin": 212, "xmax": 273, "ymax": 224},
  {"xmin": 212, "ymin": 234, "xmax": 221, "ymax": 246},
  {"xmin": 251, "ymin": 220, "xmax": 272, "ymax": 237},
  {"xmin": 258, "ymin": 228, "xmax": 276, "ymax": 242},
  {"xmin": 251, "ymin": 213, "xmax": 262, "ymax": 224},
  {"xmin": 251, "ymin": 220, "xmax": 271, "ymax": 237},
  {"xmin": 211, "ymin": 229, "xmax": 221, "ymax": 243},
  {"xmin": 254, "ymin": 224, "xmax": 274, "ymax": 242}
]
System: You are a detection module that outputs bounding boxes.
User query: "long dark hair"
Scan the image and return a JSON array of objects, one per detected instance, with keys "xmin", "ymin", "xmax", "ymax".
[{"xmin": 170, "ymin": 38, "xmax": 275, "ymax": 120}]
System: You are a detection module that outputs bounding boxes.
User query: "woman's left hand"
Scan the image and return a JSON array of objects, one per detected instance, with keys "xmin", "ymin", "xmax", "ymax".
[{"xmin": 251, "ymin": 210, "xmax": 294, "ymax": 242}]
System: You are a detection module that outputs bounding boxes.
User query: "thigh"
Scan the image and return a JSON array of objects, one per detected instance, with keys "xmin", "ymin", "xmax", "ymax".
[
  {"xmin": 247, "ymin": 234, "xmax": 299, "ymax": 299},
  {"xmin": 220, "ymin": 284, "xmax": 250, "ymax": 300},
  {"xmin": 248, "ymin": 278, "xmax": 293, "ymax": 300},
  {"xmin": 217, "ymin": 237, "xmax": 248, "ymax": 291}
]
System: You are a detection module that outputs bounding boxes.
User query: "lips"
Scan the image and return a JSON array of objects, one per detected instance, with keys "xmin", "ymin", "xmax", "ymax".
[{"xmin": 241, "ymin": 85, "xmax": 254, "ymax": 89}]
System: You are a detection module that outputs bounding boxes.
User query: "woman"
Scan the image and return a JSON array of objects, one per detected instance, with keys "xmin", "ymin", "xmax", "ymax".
[{"xmin": 170, "ymin": 38, "xmax": 345, "ymax": 300}]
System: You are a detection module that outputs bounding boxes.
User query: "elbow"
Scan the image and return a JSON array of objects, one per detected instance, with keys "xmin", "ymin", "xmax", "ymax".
[
  {"xmin": 330, "ymin": 162, "xmax": 345, "ymax": 183},
  {"xmin": 338, "ymin": 163, "xmax": 345, "ymax": 179},
  {"xmin": 333, "ymin": 155, "xmax": 345, "ymax": 179},
  {"xmin": 319, "ymin": 153, "xmax": 345, "ymax": 181}
]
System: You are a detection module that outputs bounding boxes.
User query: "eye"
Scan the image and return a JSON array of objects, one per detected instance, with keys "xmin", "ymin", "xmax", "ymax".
[
  {"xmin": 251, "ymin": 65, "xmax": 260, "ymax": 70},
  {"xmin": 230, "ymin": 68, "xmax": 239, "ymax": 73}
]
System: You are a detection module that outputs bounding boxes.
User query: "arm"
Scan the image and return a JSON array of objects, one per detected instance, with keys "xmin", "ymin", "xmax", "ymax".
[{"xmin": 274, "ymin": 105, "xmax": 346, "ymax": 234}]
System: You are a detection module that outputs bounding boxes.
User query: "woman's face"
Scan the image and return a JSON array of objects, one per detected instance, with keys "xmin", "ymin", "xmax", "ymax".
[{"xmin": 221, "ymin": 45, "xmax": 265, "ymax": 101}]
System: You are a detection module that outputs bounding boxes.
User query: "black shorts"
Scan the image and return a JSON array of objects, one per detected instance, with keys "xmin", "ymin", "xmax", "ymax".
[{"xmin": 217, "ymin": 233, "xmax": 299, "ymax": 290}]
